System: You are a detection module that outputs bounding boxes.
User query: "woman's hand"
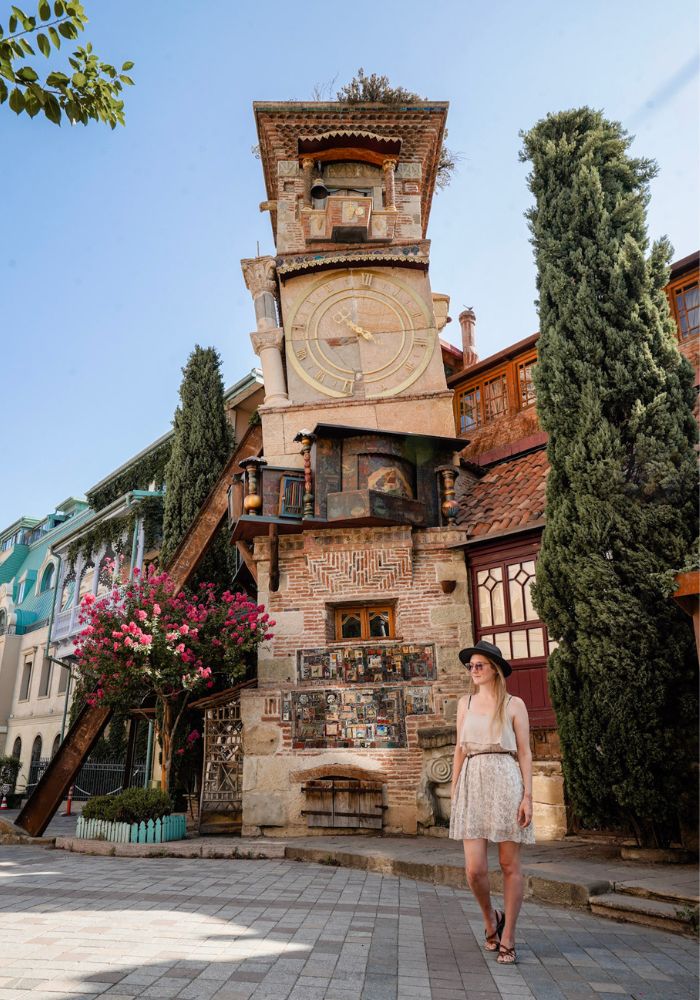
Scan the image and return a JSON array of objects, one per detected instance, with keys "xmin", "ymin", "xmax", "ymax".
[{"xmin": 517, "ymin": 794, "xmax": 532, "ymax": 828}]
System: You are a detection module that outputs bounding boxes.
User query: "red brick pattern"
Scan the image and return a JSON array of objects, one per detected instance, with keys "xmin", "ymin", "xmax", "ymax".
[{"xmin": 250, "ymin": 526, "xmax": 470, "ymax": 832}]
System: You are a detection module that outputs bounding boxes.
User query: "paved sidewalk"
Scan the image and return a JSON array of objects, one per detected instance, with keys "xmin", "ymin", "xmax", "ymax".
[
  {"xmin": 0, "ymin": 845, "xmax": 697, "ymax": 1000},
  {"xmin": 3, "ymin": 807, "xmax": 698, "ymax": 918}
]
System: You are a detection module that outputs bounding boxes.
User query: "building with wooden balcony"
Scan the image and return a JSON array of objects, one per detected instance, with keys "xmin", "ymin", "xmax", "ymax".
[
  {"xmin": 445, "ymin": 250, "xmax": 699, "ymax": 754},
  {"xmin": 0, "ymin": 498, "xmax": 90, "ymax": 789}
]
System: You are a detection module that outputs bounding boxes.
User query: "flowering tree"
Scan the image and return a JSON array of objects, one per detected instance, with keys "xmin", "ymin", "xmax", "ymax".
[{"xmin": 74, "ymin": 564, "xmax": 274, "ymax": 790}]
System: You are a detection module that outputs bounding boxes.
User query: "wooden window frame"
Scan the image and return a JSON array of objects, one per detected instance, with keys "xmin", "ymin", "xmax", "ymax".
[
  {"xmin": 454, "ymin": 350, "xmax": 538, "ymax": 437},
  {"xmin": 334, "ymin": 604, "xmax": 395, "ymax": 642},
  {"xmin": 667, "ymin": 275, "xmax": 699, "ymax": 342},
  {"xmin": 468, "ymin": 537, "xmax": 555, "ymax": 727}
]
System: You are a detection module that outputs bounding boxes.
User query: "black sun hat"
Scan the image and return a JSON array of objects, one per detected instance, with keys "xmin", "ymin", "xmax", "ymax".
[{"xmin": 458, "ymin": 639, "xmax": 512, "ymax": 678}]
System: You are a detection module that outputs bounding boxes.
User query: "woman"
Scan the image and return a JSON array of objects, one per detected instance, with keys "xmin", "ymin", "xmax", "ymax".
[{"xmin": 449, "ymin": 639, "xmax": 534, "ymax": 965}]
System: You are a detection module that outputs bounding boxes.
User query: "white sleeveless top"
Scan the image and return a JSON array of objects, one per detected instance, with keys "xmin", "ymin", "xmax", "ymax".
[{"xmin": 459, "ymin": 695, "xmax": 517, "ymax": 755}]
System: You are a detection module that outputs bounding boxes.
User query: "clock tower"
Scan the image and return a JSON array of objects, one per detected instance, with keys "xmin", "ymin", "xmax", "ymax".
[
  {"xmin": 243, "ymin": 101, "xmax": 455, "ymax": 463},
  {"xmin": 230, "ymin": 101, "xmax": 471, "ymax": 839}
]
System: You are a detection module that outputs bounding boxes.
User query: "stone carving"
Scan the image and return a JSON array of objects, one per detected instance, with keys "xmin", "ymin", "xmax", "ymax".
[
  {"xmin": 416, "ymin": 725, "xmax": 456, "ymax": 831},
  {"xmin": 278, "ymin": 160, "xmax": 299, "ymax": 176},
  {"xmin": 396, "ymin": 162, "xmax": 421, "ymax": 179},
  {"xmin": 325, "ymin": 162, "xmax": 381, "ymax": 179},
  {"xmin": 426, "ymin": 754, "xmax": 453, "ymax": 784},
  {"xmin": 250, "ymin": 327, "xmax": 284, "ymax": 356},
  {"xmin": 241, "ymin": 256, "xmax": 278, "ymax": 299}
]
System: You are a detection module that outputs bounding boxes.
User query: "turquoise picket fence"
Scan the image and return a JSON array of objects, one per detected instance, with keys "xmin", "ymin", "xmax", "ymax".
[{"xmin": 75, "ymin": 813, "xmax": 187, "ymax": 844}]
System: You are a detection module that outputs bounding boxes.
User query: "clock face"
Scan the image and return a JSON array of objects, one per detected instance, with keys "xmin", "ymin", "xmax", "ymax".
[{"xmin": 285, "ymin": 269, "xmax": 436, "ymax": 399}]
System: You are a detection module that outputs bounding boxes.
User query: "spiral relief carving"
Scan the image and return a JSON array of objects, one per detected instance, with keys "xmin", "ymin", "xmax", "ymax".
[{"xmin": 426, "ymin": 755, "xmax": 452, "ymax": 784}]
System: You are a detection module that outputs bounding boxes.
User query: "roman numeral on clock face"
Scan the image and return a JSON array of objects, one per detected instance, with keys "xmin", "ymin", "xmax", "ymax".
[
  {"xmin": 404, "ymin": 360, "xmax": 416, "ymax": 372},
  {"xmin": 295, "ymin": 347, "xmax": 307, "ymax": 361},
  {"xmin": 314, "ymin": 369, "xmax": 326, "ymax": 383},
  {"xmin": 361, "ymin": 272, "xmax": 374, "ymax": 286}
]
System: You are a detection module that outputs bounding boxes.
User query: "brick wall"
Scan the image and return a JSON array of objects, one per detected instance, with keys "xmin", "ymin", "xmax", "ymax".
[{"xmin": 241, "ymin": 524, "xmax": 472, "ymax": 834}]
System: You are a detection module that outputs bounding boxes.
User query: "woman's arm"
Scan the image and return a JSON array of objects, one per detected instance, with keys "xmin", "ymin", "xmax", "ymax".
[
  {"xmin": 451, "ymin": 696, "xmax": 466, "ymax": 799},
  {"xmin": 511, "ymin": 697, "xmax": 533, "ymax": 828}
]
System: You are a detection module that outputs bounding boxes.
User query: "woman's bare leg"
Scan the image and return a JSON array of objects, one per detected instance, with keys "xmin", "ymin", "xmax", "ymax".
[
  {"xmin": 463, "ymin": 839, "xmax": 499, "ymax": 940},
  {"xmin": 497, "ymin": 841, "xmax": 523, "ymax": 950}
]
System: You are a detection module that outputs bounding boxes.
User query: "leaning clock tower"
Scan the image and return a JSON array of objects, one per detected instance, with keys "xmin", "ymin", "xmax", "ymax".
[
  {"xmin": 229, "ymin": 101, "xmax": 472, "ymax": 839},
  {"xmin": 242, "ymin": 101, "xmax": 456, "ymax": 461}
]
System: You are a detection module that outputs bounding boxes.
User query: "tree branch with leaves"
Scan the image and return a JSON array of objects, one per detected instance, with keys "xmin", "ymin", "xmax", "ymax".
[{"xmin": 0, "ymin": 0, "xmax": 134, "ymax": 126}]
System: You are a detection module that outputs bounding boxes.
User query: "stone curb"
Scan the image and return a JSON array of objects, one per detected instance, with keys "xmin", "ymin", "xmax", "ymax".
[
  {"xmin": 53, "ymin": 836, "xmax": 286, "ymax": 860},
  {"xmin": 283, "ymin": 844, "xmax": 610, "ymax": 908}
]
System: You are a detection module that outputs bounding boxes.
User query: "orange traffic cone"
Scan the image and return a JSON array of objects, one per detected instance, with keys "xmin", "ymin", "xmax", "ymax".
[{"xmin": 0, "ymin": 794, "xmax": 7, "ymax": 810}]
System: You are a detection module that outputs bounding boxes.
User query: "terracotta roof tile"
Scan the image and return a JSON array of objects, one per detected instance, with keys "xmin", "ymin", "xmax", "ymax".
[{"xmin": 458, "ymin": 449, "xmax": 548, "ymax": 538}]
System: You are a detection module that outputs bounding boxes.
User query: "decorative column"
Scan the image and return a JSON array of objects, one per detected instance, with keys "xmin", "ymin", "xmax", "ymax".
[
  {"xmin": 382, "ymin": 159, "xmax": 397, "ymax": 211},
  {"xmin": 294, "ymin": 429, "xmax": 316, "ymax": 518},
  {"xmin": 437, "ymin": 466, "xmax": 460, "ymax": 525},
  {"xmin": 228, "ymin": 473, "xmax": 244, "ymax": 526},
  {"xmin": 241, "ymin": 256, "xmax": 288, "ymax": 405},
  {"xmin": 301, "ymin": 156, "xmax": 314, "ymax": 207},
  {"xmin": 251, "ymin": 328, "xmax": 287, "ymax": 405},
  {"xmin": 239, "ymin": 457, "xmax": 267, "ymax": 516}
]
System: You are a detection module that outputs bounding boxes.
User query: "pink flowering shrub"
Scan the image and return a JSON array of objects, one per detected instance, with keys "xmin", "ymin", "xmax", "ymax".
[{"xmin": 74, "ymin": 563, "xmax": 275, "ymax": 789}]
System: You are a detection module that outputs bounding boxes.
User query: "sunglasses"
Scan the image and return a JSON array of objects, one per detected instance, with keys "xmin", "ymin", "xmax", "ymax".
[{"xmin": 466, "ymin": 661, "xmax": 492, "ymax": 672}]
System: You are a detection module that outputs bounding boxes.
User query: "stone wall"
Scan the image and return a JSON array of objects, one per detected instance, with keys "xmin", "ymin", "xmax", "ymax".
[{"xmin": 415, "ymin": 724, "xmax": 567, "ymax": 841}]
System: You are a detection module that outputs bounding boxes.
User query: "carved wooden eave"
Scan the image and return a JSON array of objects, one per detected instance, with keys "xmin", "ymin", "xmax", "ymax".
[
  {"xmin": 297, "ymin": 128, "xmax": 402, "ymax": 164},
  {"xmin": 275, "ymin": 242, "xmax": 430, "ymax": 281},
  {"xmin": 254, "ymin": 101, "xmax": 448, "ymax": 239}
]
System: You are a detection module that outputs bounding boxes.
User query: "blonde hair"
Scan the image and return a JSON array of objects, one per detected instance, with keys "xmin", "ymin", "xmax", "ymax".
[{"xmin": 467, "ymin": 658, "xmax": 509, "ymax": 729}]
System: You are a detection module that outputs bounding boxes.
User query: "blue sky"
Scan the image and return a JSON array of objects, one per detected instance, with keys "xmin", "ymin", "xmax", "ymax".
[{"xmin": 2, "ymin": 0, "xmax": 698, "ymax": 529}]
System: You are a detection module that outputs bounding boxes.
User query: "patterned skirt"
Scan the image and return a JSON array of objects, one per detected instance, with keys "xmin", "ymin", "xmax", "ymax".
[{"xmin": 449, "ymin": 753, "xmax": 535, "ymax": 844}]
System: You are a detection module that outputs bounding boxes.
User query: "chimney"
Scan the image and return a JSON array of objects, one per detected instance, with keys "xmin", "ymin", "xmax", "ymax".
[{"xmin": 459, "ymin": 308, "xmax": 478, "ymax": 369}]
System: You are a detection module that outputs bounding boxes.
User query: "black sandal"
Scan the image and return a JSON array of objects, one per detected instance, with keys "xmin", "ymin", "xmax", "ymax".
[
  {"xmin": 496, "ymin": 943, "xmax": 517, "ymax": 964},
  {"xmin": 484, "ymin": 909, "xmax": 505, "ymax": 952}
]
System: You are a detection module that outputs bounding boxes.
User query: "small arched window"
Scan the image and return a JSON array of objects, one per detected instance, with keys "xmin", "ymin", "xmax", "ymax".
[
  {"xmin": 97, "ymin": 547, "xmax": 116, "ymax": 593},
  {"xmin": 31, "ymin": 735, "xmax": 42, "ymax": 764},
  {"xmin": 78, "ymin": 560, "xmax": 95, "ymax": 604},
  {"xmin": 60, "ymin": 569, "xmax": 75, "ymax": 611},
  {"xmin": 12, "ymin": 736, "xmax": 21, "ymax": 759},
  {"xmin": 0, "ymin": 609, "xmax": 6, "ymax": 634},
  {"xmin": 51, "ymin": 733, "xmax": 61, "ymax": 758},
  {"xmin": 40, "ymin": 563, "xmax": 55, "ymax": 593}
]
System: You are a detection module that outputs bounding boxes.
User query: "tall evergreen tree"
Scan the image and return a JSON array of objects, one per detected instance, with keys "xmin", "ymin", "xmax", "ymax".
[
  {"xmin": 521, "ymin": 109, "xmax": 698, "ymax": 847},
  {"xmin": 160, "ymin": 345, "xmax": 233, "ymax": 588}
]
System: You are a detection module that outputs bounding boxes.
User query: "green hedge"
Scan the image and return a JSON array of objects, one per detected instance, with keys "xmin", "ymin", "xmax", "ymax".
[{"xmin": 82, "ymin": 787, "xmax": 173, "ymax": 824}]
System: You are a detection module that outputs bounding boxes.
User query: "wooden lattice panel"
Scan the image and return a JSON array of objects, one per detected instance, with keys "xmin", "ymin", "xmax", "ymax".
[{"xmin": 199, "ymin": 700, "xmax": 244, "ymax": 834}]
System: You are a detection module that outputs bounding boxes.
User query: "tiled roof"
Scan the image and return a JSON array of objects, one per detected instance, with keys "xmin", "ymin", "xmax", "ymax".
[{"xmin": 458, "ymin": 448, "xmax": 549, "ymax": 538}]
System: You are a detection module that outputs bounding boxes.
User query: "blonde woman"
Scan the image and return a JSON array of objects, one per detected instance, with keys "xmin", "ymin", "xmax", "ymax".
[{"xmin": 449, "ymin": 640, "xmax": 534, "ymax": 965}]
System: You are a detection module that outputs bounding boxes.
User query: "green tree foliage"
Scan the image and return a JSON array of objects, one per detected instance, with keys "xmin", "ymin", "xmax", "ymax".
[
  {"xmin": 160, "ymin": 346, "xmax": 233, "ymax": 589},
  {"xmin": 336, "ymin": 68, "xmax": 456, "ymax": 190},
  {"xmin": 0, "ymin": 1, "xmax": 133, "ymax": 126},
  {"xmin": 521, "ymin": 108, "xmax": 698, "ymax": 847}
]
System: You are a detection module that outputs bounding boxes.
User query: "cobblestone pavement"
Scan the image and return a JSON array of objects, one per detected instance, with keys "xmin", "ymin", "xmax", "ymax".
[{"xmin": 0, "ymin": 847, "xmax": 696, "ymax": 1000}]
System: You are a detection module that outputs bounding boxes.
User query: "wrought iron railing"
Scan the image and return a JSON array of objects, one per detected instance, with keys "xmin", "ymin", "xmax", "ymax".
[{"xmin": 26, "ymin": 757, "xmax": 146, "ymax": 801}]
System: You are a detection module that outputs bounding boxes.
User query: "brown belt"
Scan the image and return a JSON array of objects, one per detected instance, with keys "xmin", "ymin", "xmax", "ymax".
[{"xmin": 465, "ymin": 750, "xmax": 515, "ymax": 759}]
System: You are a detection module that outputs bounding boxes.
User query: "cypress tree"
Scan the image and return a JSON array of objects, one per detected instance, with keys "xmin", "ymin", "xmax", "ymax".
[
  {"xmin": 160, "ymin": 345, "xmax": 233, "ymax": 588},
  {"xmin": 521, "ymin": 109, "xmax": 698, "ymax": 847}
]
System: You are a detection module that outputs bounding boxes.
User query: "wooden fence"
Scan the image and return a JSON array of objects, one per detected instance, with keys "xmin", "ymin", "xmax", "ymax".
[{"xmin": 75, "ymin": 813, "xmax": 186, "ymax": 844}]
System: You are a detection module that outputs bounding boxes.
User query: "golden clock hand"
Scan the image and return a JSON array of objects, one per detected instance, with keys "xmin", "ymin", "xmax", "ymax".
[{"xmin": 349, "ymin": 321, "xmax": 376, "ymax": 342}]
